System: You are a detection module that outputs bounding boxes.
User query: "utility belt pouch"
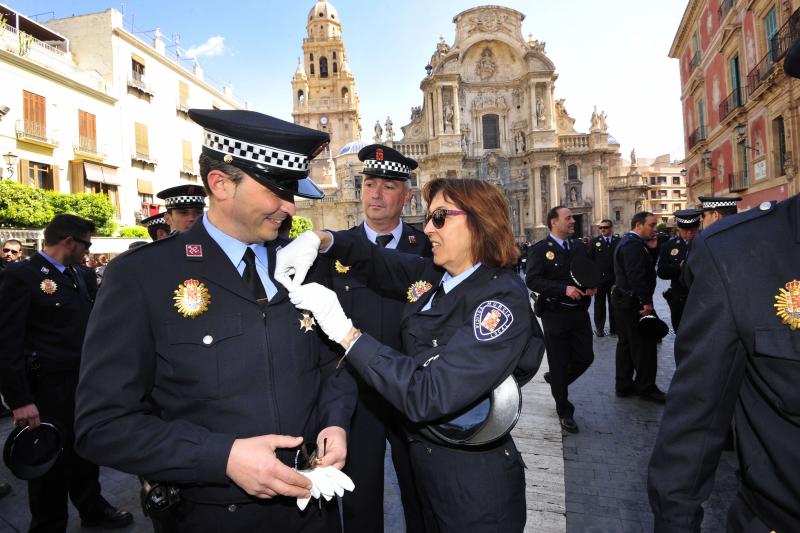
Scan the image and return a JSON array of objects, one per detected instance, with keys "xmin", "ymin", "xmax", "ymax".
[{"xmin": 140, "ymin": 478, "xmax": 181, "ymax": 532}]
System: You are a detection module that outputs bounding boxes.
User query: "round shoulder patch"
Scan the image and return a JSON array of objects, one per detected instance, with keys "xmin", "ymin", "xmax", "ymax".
[{"xmin": 473, "ymin": 300, "xmax": 514, "ymax": 341}]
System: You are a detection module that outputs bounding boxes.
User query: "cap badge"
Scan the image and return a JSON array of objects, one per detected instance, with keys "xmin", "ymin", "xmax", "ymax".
[
  {"xmin": 299, "ymin": 311, "xmax": 317, "ymax": 333},
  {"xmin": 474, "ymin": 300, "xmax": 513, "ymax": 341},
  {"xmin": 670, "ymin": 248, "xmax": 679, "ymax": 256},
  {"xmin": 40, "ymin": 279, "xmax": 57, "ymax": 295},
  {"xmin": 545, "ymin": 251, "xmax": 555, "ymax": 260},
  {"xmin": 774, "ymin": 280, "xmax": 800, "ymax": 330},
  {"xmin": 376, "ymin": 148, "xmax": 384, "ymax": 161},
  {"xmin": 408, "ymin": 235, "xmax": 417, "ymax": 245},
  {"xmin": 174, "ymin": 279, "xmax": 211, "ymax": 318},
  {"xmin": 407, "ymin": 280, "xmax": 433, "ymax": 303},
  {"xmin": 185, "ymin": 244, "xmax": 203, "ymax": 257},
  {"xmin": 223, "ymin": 154, "xmax": 233, "ymax": 164},
  {"xmin": 334, "ymin": 260, "xmax": 351, "ymax": 274}
]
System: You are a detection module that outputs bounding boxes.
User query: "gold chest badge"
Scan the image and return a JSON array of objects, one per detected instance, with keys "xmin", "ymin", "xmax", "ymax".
[
  {"xmin": 334, "ymin": 260, "xmax": 350, "ymax": 274},
  {"xmin": 545, "ymin": 251, "xmax": 555, "ymax": 260},
  {"xmin": 174, "ymin": 279, "xmax": 211, "ymax": 318},
  {"xmin": 407, "ymin": 280, "xmax": 433, "ymax": 303},
  {"xmin": 670, "ymin": 248, "xmax": 679, "ymax": 256},
  {"xmin": 40, "ymin": 279, "xmax": 57, "ymax": 295},
  {"xmin": 774, "ymin": 280, "xmax": 800, "ymax": 330}
]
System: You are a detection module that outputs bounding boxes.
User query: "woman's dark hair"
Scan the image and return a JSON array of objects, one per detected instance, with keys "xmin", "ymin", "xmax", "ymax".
[{"xmin": 422, "ymin": 178, "xmax": 520, "ymax": 268}]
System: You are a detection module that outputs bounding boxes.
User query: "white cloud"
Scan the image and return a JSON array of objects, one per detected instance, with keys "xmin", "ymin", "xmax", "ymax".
[{"xmin": 185, "ymin": 36, "xmax": 225, "ymax": 60}]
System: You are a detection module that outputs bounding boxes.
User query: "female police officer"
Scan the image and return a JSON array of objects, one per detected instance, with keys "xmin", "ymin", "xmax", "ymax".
[{"xmin": 276, "ymin": 178, "xmax": 544, "ymax": 533}]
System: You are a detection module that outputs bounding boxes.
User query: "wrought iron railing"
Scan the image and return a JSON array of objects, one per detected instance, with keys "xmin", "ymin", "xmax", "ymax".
[
  {"xmin": 729, "ymin": 171, "xmax": 749, "ymax": 192},
  {"xmin": 747, "ymin": 8, "xmax": 800, "ymax": 95},
  {"xmin": 718, "ymin": 0, "xmax": 735, "ymax": 23},
  {"xmin": 687, "ymin": 127, "xmax": 706, "ymax": 150},
  {"xmin": 718, "ymin": 88, "xmax": 744, "ymax": 121}
]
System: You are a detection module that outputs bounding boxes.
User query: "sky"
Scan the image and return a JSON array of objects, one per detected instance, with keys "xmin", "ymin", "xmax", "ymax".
[{"xmin": 12, "ymin": 0, "xmax": 688, "ymax": 161}]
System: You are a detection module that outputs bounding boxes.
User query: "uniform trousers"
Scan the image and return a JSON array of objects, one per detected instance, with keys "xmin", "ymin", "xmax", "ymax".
[
  {"xmin": 593, "ymin": 281, "xmax": 616, "ymax": 334},
  {"xmin": 341, "ymin": 386, "xmax": 425, "ymax": 533},
  {"xmin": 407, "ymin": 436, "xmax": 526, "ymax": 533},
  {"xmin": 612, "ymin": 300, "xmax": 658, "ymax": 394},
  {"xmin": 726, "ymin": 493, "xmax": 772, "ymax": 533},
  {"xmin": 666, "ymin": 294, "xmax": 687, "ymax": 333},
  {"xmin": 28, "ymin": 370, "xmax": 103, "ymax": 533},
  {"xmin": 541, "ymin": 308, "xmax": 594, "ymax": 418}
]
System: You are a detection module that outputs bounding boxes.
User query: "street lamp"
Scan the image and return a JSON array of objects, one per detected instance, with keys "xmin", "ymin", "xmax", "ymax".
[
  {"xmin": 734, "ymin": 123, "xmax": 759, "ymax": 152},
  {"xmin": 680, "ymin": 168, "xmax": 687, "ymax": 177},
  {"xmin": 3, "ymin": 151, "xmax": 17, "ymax": 179}
]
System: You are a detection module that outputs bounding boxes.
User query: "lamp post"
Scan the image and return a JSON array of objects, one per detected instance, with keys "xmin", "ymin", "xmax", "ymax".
[{"xmin": 2, "ymin": 152, "xmax": 17, "ymax": 179}]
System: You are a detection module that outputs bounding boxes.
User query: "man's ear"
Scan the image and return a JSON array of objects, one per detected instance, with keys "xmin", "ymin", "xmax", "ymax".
[{"xmin": 207, "ymin": 170, "xmax": 232, "ymax": 200}]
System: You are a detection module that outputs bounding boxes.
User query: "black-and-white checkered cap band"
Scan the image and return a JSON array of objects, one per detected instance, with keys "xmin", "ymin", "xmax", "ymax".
[
  {"xmin": 204, "ymin": 131, "xmax": 308, "ymax": 172},
  {"xmin": 675, "ymin": 215, "xmax": 700, "ymax": 224},
  {"xmin": 702, "ymin": 200, "xmax": 737, "ymax": 209},
  {"xmin": 363, "ymin": 159, "xmax": 411, "ymax": 175},
  {"xmin": 146, "ymin": 216, "xmax": 166, "ymax": 226},
  {"xmin": 165, "ymin": 196, "xmax": 205, "ymax": 208}
]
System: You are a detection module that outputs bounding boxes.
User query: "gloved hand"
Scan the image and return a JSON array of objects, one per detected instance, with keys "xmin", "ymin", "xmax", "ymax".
[
  {"xmin": 295, "ymin": 466, "xmax": 355, "ymax": 511},
  {"xmin": 289, "ymin": 283, "xmax": 353, "ymax": 344},
  {"xmin": 275, "ymin": 231, "xmax": 321, "ymax": 290}
]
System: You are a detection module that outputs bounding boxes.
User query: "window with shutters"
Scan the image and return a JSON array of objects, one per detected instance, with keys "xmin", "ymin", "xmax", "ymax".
[
  {"xmin": 181, "ymin": 140, "xmax": 195, "ymax": 174},
  {"xmin": 28, "ymin": 161, "xmax": 53, "ymax": 190},
  {"xmin": 78, "ymin": 110, "xmax": 97, "ymax": 154},
  {"xmin": 178, "ymin": 81, "xmax": 189, "ymax": 111},
  {"xmin": 134, "ymin": 122, "xmax": 149, "ymax": 159},
  {"xmin": 22, "ymin": 90, "xmax": 46, "ymax": 141},
  {"xmin": 764, "ymin": 6, "xmax": 778, "ymax": 62},
  {"xmin": 86, "ymin": 181, "xmax": 120, "ymax": 217},
  {"xmin": 132, "ymin": 58, "xmax": 145, "ymax": 81}
]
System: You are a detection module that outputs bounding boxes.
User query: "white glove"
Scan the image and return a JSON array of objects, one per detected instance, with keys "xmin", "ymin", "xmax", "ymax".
[
  {"xmin": 289, "ymin": 283, "xmax": 353, "ymax": 344},
  {"xmin": 295, "ymin": 466, "xmax": 355, "ymax": 511},
  {"xmin": 275, "ymin": 231, "xmax": 321, "ymax": 290}
]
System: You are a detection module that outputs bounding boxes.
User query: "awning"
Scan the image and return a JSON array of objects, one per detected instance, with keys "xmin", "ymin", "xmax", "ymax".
[
  {"xmin": 84, "ymin": 162, "xmax": 121, "ymax": 186},
  {"xmin": 137, "ymin": 179, "xmax": 154, "ymax": 194}
]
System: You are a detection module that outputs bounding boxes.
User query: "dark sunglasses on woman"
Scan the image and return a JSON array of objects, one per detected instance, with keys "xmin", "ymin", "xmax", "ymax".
[{"xmin": 424, "ymin": 207, "xmax": 468, "ymax": 229}]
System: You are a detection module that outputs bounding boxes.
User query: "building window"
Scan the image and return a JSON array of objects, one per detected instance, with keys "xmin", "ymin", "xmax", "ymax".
[
  {"xmin": 672, "ymin": 190, "xmax": 681, "ymax": 198},
  {"xmin": 672, "ymin": 176, "xmax": 681, "ymax": 185},
  {"xmin": 658, "ymin": 175, "xmax": 667, "ymax": 184},
  {"xmin": 730, "ymin": 55, "xmax": 742, "ymax": 106},
  {"xmin": 138, "ymin": 193, "xmax": 153, "ymax": 204},
  {"xmin": 22, "ymin": 90, "xmax": 46, "ymax": 140},
  {"xmin": 698, "ymin": 100, "xmax": 705, "ymax": 139},
  {"xmin": 765, "ymin": 6, "xmax": 778, "ymax": 61},
  {"xmin": 298, "ymin": 90, "xmax": 305, "ymax": 104},
  {"xmin": 615, "ymin": 210, "xmax": 621, "ymax": 221},
  {"xmin": 310, "ymin": 63, "xmax": 315, "ymax": 76},
  {"xmin": 131, "ymin": 58, "xmax": 145, "ymax": 81},
  {"xmin": 182, "ymin": 140, "xmax": 193, "ymax": 173},
  {"xmin": 320, "ymin": 57, "xmax": 329, "ymax": 78},
  {"xmin": 354, "ymin": 175, "xmax": 362, "ymax": 199},
  {"xmin": 309, "ymin": 53, "xmax": 314, "ymax": 61},
  {"xmin": 659, "ymin": 190, "xmax": 667, "ymax": 198},
  {"xmin": 660, "ymin": 203, "xmax": 668, "ymax": 211},
  {"xmin": 481, "ymin": 114, "xmax": 499, "ymax": 149},
  {"xmin": 78, "ymin": 110, "xmax": 97, "ymax": 153},
  {"xmin": 28, "ymin": 161, "xmax": 53, "ymax": 190},
  {"xmin": 333, "ymin": 51, "xmax": 337, "ymax": 59},
  {"xmin": 650, "ymin": 191, "xmax": 657, "ymax": 199},
  {"xmin": 649, "ymin": 176, "xmax": 656, "ymax": 185},
  {"xmin": 333, "ymin": 62, "xmax": 338, "ymax": 73},
  {"xmin": 568, "ymin": 165, "xmax": 578, "ymax": 180},
  {"xmin": 178, "ymin": 80, "xmax": 189, "ymax": 108},
  {"xmin": 86, "ymin": 181, "xmax": 120, "ymax": 218},
  {"xmin": 134, "ymin": 122, "xmax": 149, "ymax": 159},
  {"xmin": 773, "ymin": 115, "xmax": 787, "ymax": 175}
]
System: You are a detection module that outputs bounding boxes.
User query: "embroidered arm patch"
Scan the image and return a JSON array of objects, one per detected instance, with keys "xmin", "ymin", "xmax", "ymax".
[{"xmin": 473, "ymin": 300, "xmax": 513, "ymax": 341}]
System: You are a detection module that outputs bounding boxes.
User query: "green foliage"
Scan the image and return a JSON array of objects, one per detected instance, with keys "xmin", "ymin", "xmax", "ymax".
[
  {"xmin": 46, "ymin": 191, "xmax": 117, "ymax": 236},
  {"xmin": 289, "ymin": 215, "xmax": 313, "ymax": 238},
  {"xmin": 118, "ymin": 226, "xmax": 149, "ymax": 239},
  {"xmin": 0, "ymin": 180, "xmax": 55, "ymax": 227},
  {"xmin": 656, "ymin": 223, "xmax": 668, "ymax": 231}
]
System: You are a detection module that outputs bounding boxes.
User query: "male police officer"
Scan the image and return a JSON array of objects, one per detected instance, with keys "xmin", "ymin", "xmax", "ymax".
[
  {"xmin": 612, "ymin": 211, "xmax": 665, "ymax": 403},
  {"xmin": 140, "ymin": 212, "xmax": 171, "ymax": 241},
  {"xmin": 698, "ymin": 195, "xmax": 740, "ymax": 229},
  {"xmin": 328, "ymin": 144, "xmax": 429, "ymax": 533},
  {"xmin": 157, "ymin": 184, "xmax": 206, "ymax": 233},
  {"xmin": 0, "ymin": 214, "xmax": 132, "ymax": 532},
  {"xmin": 656, "ymin": 209, "xmax": 701, "ymax": 332},
  {"xmin": 75, "ymin": 110, "xmax": 357, "ymax": 532},
  {"xmin": 588, "ymin": 219, "xmax": 619, "ymax": 336},
  {"xmin": 527, "ymin": 206, "xmax": 595, "ymax": 433}
]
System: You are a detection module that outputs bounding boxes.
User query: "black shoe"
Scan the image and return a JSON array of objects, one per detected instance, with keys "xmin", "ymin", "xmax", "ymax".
[
  {"xmin": 0, "ymin": 482, "xmax": 11, "ymax": 499},
  {"xmin": 595, "ymin": 329, "xmax": 605, "ymax": 337},
  {"xmin": 543, "ymin": 372, "xmax": 551, "ymax": 384},
  {"xmin": 616, "ymin": 386, "xmax": 636, "ymax": 397},
  {"xmin": 559, "ymin": 416, "xmax": 579, "ymax": 433},
  {"xmin": 639, "ymin": 388, "xmax": 667, "ymax": 404},
  {"xmin": 81, "ymin": 505, "xmax": 133, "ymax": 529}
]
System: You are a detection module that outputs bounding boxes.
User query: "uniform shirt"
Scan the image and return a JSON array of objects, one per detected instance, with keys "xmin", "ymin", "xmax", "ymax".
[
  {"xmin": 420, "ymin": 263, "xmax": 481, "ymax": 312},
  {"xmin": 656, "ymin": 236, "xmax": 690, "ymax": 296},
  {"xmin": 362, "ymin": 221, "xmax": 404, "ymax": 250}
]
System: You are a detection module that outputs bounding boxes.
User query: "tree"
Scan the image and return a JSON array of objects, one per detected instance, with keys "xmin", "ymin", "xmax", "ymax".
[
  {"xmin": 0, "ymin": 180, "xmax": 55, "ymax": 227},
  {"xmin": 289, "ymin": 215, "xmax": 313, "ymax": 238},
  {"xmin": 46, "ymin": 191, "xmax": 117, "ymax": 236},
  {"xmin": 119, "ymin": 226, "xmax": 150, "ymax": 239}
]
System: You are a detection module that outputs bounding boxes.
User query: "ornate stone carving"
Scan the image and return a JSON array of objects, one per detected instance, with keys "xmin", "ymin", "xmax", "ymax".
[
  {"xmin": 475, "ymin": 47, "xmax": 497, "ymax": 80},
  {"xmin": 373, "ymin": 120, "xmax": 383, "ymax": 143},
  {"xmin": 512, "ymin": 87, "xmax": 524, "ymax": 108},
  {"xmin": 385, "ymin": 116, "xmax": 394, "ymax": 141},
  {"xmin": 527, "ymin": 34, "xmax": 546, "ymax": 54},
  {"xmin": 466, "ymin": 12, "xmax": 512, "ymax": 36},
  {"xmin": 536, "ymin": 96, "xmax": 545, "ymax": 128}
]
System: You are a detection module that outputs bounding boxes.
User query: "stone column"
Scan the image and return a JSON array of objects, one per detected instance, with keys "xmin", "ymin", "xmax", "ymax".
[
  {"xmin": 532, "ymin": 166, "xmax": 543, "ymax": 226},
  {"xmin": 550, "ymin": 165, "xmax": 560, "ymax": 207},
  {"xmin": 546, "ymin": 81, "xmax": 554, "ymax": 130},
  {"xmin": 452, "ymin": 84, "xmax": 461, "ymax": 133}
]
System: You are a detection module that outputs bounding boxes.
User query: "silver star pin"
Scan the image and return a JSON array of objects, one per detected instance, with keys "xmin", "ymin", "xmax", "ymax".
[{"xmin": 299, "ymin": 312, "xmax": 316, "ymax": 333}]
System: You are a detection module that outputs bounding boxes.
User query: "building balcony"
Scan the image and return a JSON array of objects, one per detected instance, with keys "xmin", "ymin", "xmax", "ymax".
[
  {"xmin": 729, "ymin": 171, "xmax": 749, "ymax": 192},
  {"xmin": 131, "ymin": 150, "xmax": 157, "ymax": 166},
  {"xmin": 718, "ymin": 0, "xmax": 734, "ymax": 24},
  {"xmin": 395, "ymin": 142, "xmax": 429, "ymax": 159},
  {"xmin": 15, "ymin": 120, "xmax": 58, "ymax": 148},
  {"xmin": 718, "ymin": 88, "xmax": 744, "ymax": 122},
  {"xmin": 607, "ymin": 175, "xmax": 648, "ymax": 190},
  {"xmin": 176, "ymin": 100, "xmax": 189, "ymax": 114},
  {"xmin": 73, "ymin": 137, "xmax": 107, "ymax": 160},
  {"xmin": 127, "ymin": 76, "xmax": 155, "ymax": 97},
  {"xmin": 559, "ymin": 135, "xmax": 590, "ymax": 151},
  {"xmin": 180, "ymin": 165, "xmax": 198, "ymax": 177},
  {"xmin": 690, "ymin": 49, "xmax": 701, "ymax": 71},
  {"xmin": 747, "ymin": 8, "xmax": 800, "ymax": 96},
  {"xmin": 687, "ymin": 127, "xmax": 706, "ymax": 150}
]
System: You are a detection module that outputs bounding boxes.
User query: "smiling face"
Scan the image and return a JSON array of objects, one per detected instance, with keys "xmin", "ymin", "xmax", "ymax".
[
  {"xmin": 361, "ymin": 176, "xmax": 411, "ymax": 232},
  {"xmin": 424, "ymin": 191, "xmax": 474, "ymax": 276},
  {"xmin": 550, "ymin": 207, "xmax": 575, "ymax": 240}
]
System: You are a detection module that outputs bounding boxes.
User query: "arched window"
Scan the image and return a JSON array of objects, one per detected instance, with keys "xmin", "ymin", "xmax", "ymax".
[
  {"xmin": 333, "ymin": 51, "xmax": 337, "ymax": 59},
  {"xmin": 297, "ymin": 90, "xmax": 305, "ymax": 104},
  {"xmin": 320, "ymin": 57, "xmax": 329, "ymax": 78},
  {"xmin": 310, "ymin": 63, "xmax": 315, "ymax": 76},
  {"xmin": 482, "ymin": 114, "xmax": 499, "ymax": 149},
  {"xmin": 341, "ymin": 87, "xmax": 349, "ymax": 100},
  {"xmin": 333, "ymin": 62, "xmax": 338, "ymax": 73},
  {"xmin": 309, "ymin": 53, "xmax": 314, "ymax": 61},
  {"xmin": 568, "ymin": 164, "xmax": 579, "ymax": 180}
]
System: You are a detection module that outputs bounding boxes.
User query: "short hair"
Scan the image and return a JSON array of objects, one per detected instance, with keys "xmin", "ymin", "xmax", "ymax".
[
  {"xmin": 599, "ymin": 219, "xmax": 613, "ymax": 226},
  {"xmin": 199, "ymin": 153, "xmax": 246, "ymax": 194},
  {"xmin": 43, "ymin": 214, "xmax": 96, "ymax": 246},
  {"xmin": 630, "ymin": 211, "xmax": 654, "ymax": 230},
  {"xmin": 711, "ymin": 206, "xmax": 738, "ymax": 217},
  {"xmin": 422, "ymin": 178, "xmax": 519, "ymax": 268},
  {"xmin": 546, "ymin": 206, "xmax": 567, "ymax": 230},
  {"xmin": 2, "ymin": 239, "xmax": 22, "ymax": 248}
]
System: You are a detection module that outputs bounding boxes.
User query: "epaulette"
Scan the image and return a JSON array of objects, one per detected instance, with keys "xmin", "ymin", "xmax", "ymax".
[
  {"xmin": 118, "ymin": 232, "xmax": 178, "ymax": 258},
  {"xmin": 531, "ymin": 238, "xmax": 552, "ymax": 249},
  {"xmin": 703, "ymin": 200, "xmax": 776, "ymax": 240}
]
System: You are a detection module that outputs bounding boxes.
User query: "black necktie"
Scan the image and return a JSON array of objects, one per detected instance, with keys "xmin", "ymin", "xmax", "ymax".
[
  {"xmin": 64, "ymin": 266, "xmax": 78, "ymax": 288},
  {"xmin": 563, "ymin": 240, "xmax": 570, "ymax": 252},
  {"xmin": 376, "ymin": 234, "xmax": 393, "ymax": 248},
  {"xmin": 430, "ymin": 283, "xmax": 446, "ymax": 307},
  {"xmin": 606, "ymin": 237, "xmax": 611, "ymax": 245},
  {"xmin": 242, "ymin": 247, "xmax": 267, "ymax": 306}
]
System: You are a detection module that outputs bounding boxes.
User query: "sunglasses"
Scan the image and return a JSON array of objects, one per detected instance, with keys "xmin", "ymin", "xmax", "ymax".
[
  {"xmin": 2, "ymin": 248, "xmax": 20, "ymax": 255},
  {"xmin": 598, "ymin": 226, "xmax": 611, "ymax": 230},
  {"xmin": 425, "ymin": 208, "xmax": 468, "ymax": 229},
  {"xmin": 73, "ymin": 237, "xmax": 92, "ymax": 250}
]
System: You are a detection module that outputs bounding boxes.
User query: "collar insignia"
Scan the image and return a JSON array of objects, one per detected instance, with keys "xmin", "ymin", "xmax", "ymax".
[
  {"xmin": 334, "ymin": 260, "xmax": 350, "ymax": 274},
  {"xmin": 774, "ymin": 280, "xmax": 800, "ymax": 330},
  {"xmin": 40, "ymin": 266, "xmax": 49, "ymax": 274},
  {"xmin": 545, "ymin": 251, "xmax": 555, "ymax": 260},
  {"xmin": 407, "ymin": 280, "xmax": 433, "ymax": 302},
  {"xmin": 40, "ymin": 279, "xmax": 57, "ymax": 295},
  {"xmin": 174, "ymin": 279, "xmax": 211, "ymax": 318},
  {"xmin": 408, "ymin": 235, "xmax": 417, "ymax": 245},
  {"xmin": 185, "ymin": 244, "xmax": 203, "ymax": 257},
  {"xmin": 299, "ymin": 311, "xmax": 316, "ymax": 333}
]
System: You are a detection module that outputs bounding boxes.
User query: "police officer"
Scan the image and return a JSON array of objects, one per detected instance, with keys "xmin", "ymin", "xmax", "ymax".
[
  {"xmin": 698, "ymin": 195, "xmax": 740, "ymax": 229},
  {"xmin": 140, "ymin": 212, "xmax": 170, "ymax": 241},
  {"xmin": 326, "ymin": 144, "xmax": 429, "ymax": 533},
  {"xmin": 527, "ymin": 206, "xmax": 595, "ymax": 433},
  {"xmin": 588, "ymin": 219, "xmax": 619, "ymax": 337},
  {"xmin": 74, "ymin": 110, "xmax": 357, "ymax": 532},
  {"xmin": 156, "ymin": 184, "xmax": 206, "ymax": 233},
  {"xmin": 656, "ymin": 209, "xmax": 701, "ymax": 333},
  {"xmin": 612, "ymin": 211, "xmax": 665, "ymax": 402},
  {"xmin": 0, "ymin": 214, "xmax": 133, "ymax": 532}
]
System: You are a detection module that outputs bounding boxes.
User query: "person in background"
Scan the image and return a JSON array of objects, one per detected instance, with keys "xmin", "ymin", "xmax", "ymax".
[
  {"xmin": 156, "ymin": 184, "xmax": 206, "ymax": 234},
  {"xmin": 140, "ymin": 212, "xmax": 171, "ymax": 241},
  {"xmin": 656, "ymin": 209, "xmax": 701, "ymax": 332},
  {"xmin": 1, "ymin": 239, "xmax": 23, "ymax": 270},
  {"xmin": 588, "ymin": 220, "xmax": 619, "ymax": 337}
]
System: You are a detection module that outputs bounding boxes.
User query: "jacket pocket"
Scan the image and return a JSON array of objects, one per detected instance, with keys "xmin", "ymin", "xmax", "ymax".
[{"xmin": 753, "ymin": 328, "xmax": 800, "ymax": 415}]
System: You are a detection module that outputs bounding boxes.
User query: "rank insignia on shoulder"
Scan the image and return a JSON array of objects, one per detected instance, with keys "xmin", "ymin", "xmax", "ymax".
[
  {"xmin": 299, "ymin": 311, "xmax": 316, "ymax": 333},
  {"xmin": 185, "ymin": 244, "xmax": 203, "ymax": 257},
  {"xmin": 174, "ymin": 279, "xmax": 211, "ymax": 318},
  {"xmin": 774, "ymin": 280, "xmax": 800, "ymax": 330},
  {"xmin": 545, "ymin": 251, "xmax": 555, "ymax": 260},
  {"xmin": 334, "ymin": 260, "xmax": 350, "ymax": 274},
  {"xmin": 408, "ymin": 235, "xmax": 417, "ymax": 245},
  {"xmin": 40, "ymin": 279, "xmax": 57, "ymax": 295},
  {"xmin": 473, "ymin": 300, "xmax": 513, "ymax": 341},
  {"xmin": 407, "ymin": 280, "xmax": 433, "ymax": 302},
  {"xmin": 670, "ymin": 248, "xmax": 679, "ymax": 256}
]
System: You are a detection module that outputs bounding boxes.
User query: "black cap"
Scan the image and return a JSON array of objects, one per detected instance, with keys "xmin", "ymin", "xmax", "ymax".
[
  {"xmin": 188, "ymin": 109, "xmax": 329, "ymax": 200},
  {"xmin": 358, "ymin": 144, "xmax": 418, "ymax": 181},
  {"xmin": 673, "ymin": 208, "xmax": 702, "ymax": 229},
  {"xmin": 570, "ymin": 255, "xmax": 600, "ymax": 290},
  {"xmin": 638, "ymin": 314, "xmax": 669, "ymax": 341},
  {"xmin": 785, "ymin": 39, "xmax": 800, "ymax": 78},
  {"xmin": 3, "ymin": 419, "xmax": 63, "ymax": 480},
  {"xmin": 140, "ymin": 212, "xmax": 168, "ymax": 227},
  {"xmin": 156, "ymin": 185, "xmax": 207, "ymax": 210},
  {"xmin": 698, "ymin": 196, "xmax": 741, "ymax": 211}
]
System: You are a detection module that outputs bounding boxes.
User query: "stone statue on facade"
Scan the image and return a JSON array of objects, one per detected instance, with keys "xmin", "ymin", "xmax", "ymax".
[
  {"xmin": 443, "ymin": 103, "xmax": 455, "ymax": 133},
  {"xmin": 570, "ymin": 187, "xmax": 578, "ymax": 206},
  {"xmin": 630, "ymin": 148, "xmax": 637, "ymax": 166},
  {"xmin": 536, "ymin": 96, "xmax": 545, "ymax": 128},
  {"xmin": 461, "ymin": 127, "xmax": 470, "ymax": 152},
  {"xmin": 599, "ymin": 111, "xmax": 608, "ymax": 132},
  {"xmin": 590, "ymin": 106, "xmax": 600, "ymax": 131},
  {"xmin": 385, "ymin": 116, "xmax": 394, "ymax": 141},
  {"xmin": 410, "ymin": 195, "xmax": 418, "ymax": 215},
  {"xmin": 475, "ymin": 47, "xmax": 497, "ymax": 80},
  {"xmin": 373, "ymin": 120, "xmax": 383, "ymax": 143}
]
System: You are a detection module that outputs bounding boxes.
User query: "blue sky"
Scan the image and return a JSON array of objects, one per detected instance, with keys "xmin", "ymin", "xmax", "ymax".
[{"xmin": 12, "ymin": 0, "xmax": 687, "ymax": 161}]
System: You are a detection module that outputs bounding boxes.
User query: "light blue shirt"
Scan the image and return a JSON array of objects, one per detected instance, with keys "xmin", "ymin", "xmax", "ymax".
[
  {"xmin": 38, "ymin": 251, "xmax": 66, "ymax": 273},
  {"xmin": 420, "ymin": 262, "xmax": 482, "ymax": 312},
  {"xmin": 362, "ymin": 221, "xmax": 403, "ymax": 250},
  {"xmin": 549, "ymin": 233, "xmax": 569, "ymax": 249},
  {"xmin": 202, "ymin": 215, "xmax": 277, "ymax": 299}
]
